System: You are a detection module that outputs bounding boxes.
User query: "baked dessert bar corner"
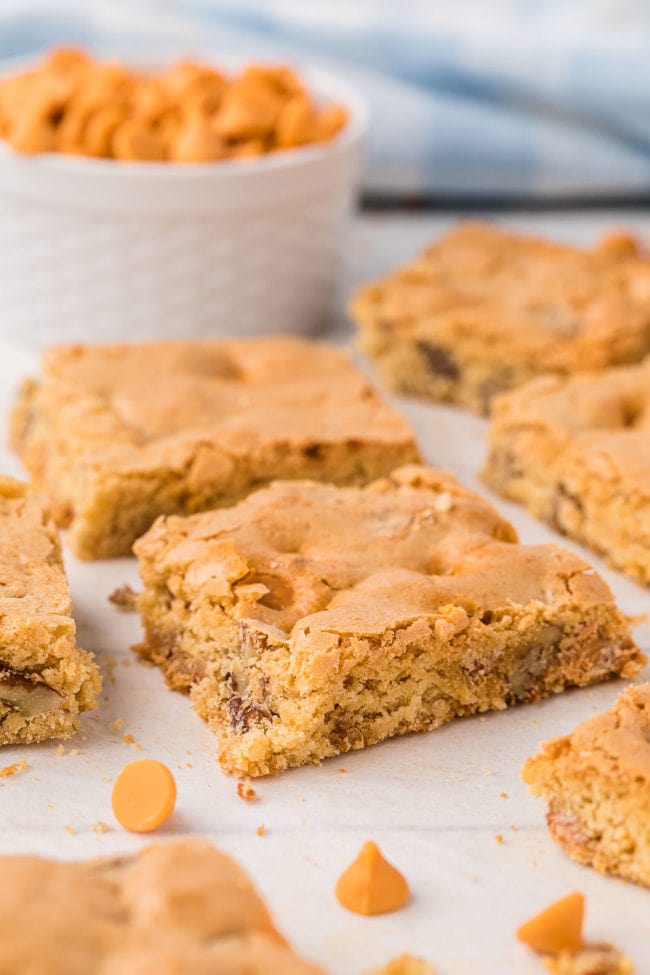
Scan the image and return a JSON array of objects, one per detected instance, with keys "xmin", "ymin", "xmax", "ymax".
[
  {"xmin": 134, "ymin": 464, "xmax": 643, "ymax": 777},
  {"xmin": 0, "ymin": 839, "xmax": 325, "ymax": 973},
  {"xmin": 523, "ymin": 682, "xmax": 650, "ymax": 888},
  {"xmin": 351, "ymin": 222, "xmax": 650, "ymax": 413},
  {"xmin": 482, "ymin": 360, "xmax": 650, "ymax": 584},
  {"xmin": 0, "ymin": 476, "xmax": 100, "ymax": 744},
  {"xmin": 10, "ymin": 336, "xmax": 419, "ymax": 559}
]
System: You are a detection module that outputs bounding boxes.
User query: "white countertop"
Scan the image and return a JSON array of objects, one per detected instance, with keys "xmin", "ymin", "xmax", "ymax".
[{"xmin": 0, "ymin": 209, "xmax": 647, "ymax": 974}]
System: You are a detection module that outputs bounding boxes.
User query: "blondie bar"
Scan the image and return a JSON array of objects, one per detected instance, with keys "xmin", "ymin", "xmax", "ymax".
[
  {"xmin": 134, "ymin": 465, "xmax": 642, "ymax": 777},
  {"xmin": 10, "ymin": 337, "xmax": 419, "ymax": 559},
  {"xmin": 0, "ymin": 476, "xmax": 100, "ymax": 744},
  {"xmin": 0, "ymin": 839, "xmax": 324, "ymax": 974},
  {"xmin": 483, "ymin": 360, "xmax": 650, "ymax": 584},
  {"xmin": 523, "ymin": 683, "xmax": 650, "ymax": 888},
  {"xmin": 352, "ymin": 223, "xmax": 650, "ymax": 413}
]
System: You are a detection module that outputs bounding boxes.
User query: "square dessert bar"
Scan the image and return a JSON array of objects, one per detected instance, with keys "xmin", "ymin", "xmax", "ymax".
[
  {"xmin": 351, "ymin": 222, "xmax": 650, "ymax": 413},
  {"xmin": 483, "ymin": 360, "xmax": 650, "ymax": 584},
  {"xmin": 523, "ymin": 683, "xmax": 650, "ymax": 888},
  {"xmin": 10, "ymin": 336, "xmax": 419, "ymax": 559},
  {"xmin": 0, "ymin": 476, "xmax": 100, "ymax": 744},
  {"xmin": 0, "ymin": 839, "xmax": 324, "ymax": 974},
  {"xmin": 134, "ymin": 465, "xmax": 642, "ymax": 777}
]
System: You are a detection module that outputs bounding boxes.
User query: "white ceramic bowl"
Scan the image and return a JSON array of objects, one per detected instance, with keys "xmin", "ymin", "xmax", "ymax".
[{"xmin": 0, "ymin": 62, "xmax": 367, "ymax": 347}]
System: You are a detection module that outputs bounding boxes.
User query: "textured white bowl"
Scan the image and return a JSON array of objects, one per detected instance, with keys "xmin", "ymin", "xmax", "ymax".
[{"xmin": 0, "ymin": 64, "xmax": 367, "ymax": 347}]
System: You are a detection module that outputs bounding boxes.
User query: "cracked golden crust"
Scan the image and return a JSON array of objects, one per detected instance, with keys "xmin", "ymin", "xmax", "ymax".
[
  {"xmin": 352, "ymin": 222, "xmax": 650, "ymax": 411},
  {"xmin": 10, "ymin": 336, "xmax": 419, "ymax": 558},
  {"xmin": 0, "ymin": 840, "xmax": 324, "ymax": 975},
  {"xmin": 0, "ymin": 476, "xmax": 101, "ymax": 744},
  {"xmin": 483, "ymin": 359, "xmax": 650, "ymax": 582},
  {"xmin": 523, "ymin": 684, "xmax": 650, "ymax": 887},
  {"xmin": 135, "ymin": 465, "xmax": 642, "ymax": 776}
]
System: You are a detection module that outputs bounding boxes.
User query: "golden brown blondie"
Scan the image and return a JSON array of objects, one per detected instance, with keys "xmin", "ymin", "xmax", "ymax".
[
  {"xmin": 0, "ymin": 839, "xmax": 324, "ymax": 974},
  {"xmin": 134, "ymin": 465, "xmax": 642, "ymax": 777},
  {"xmin": 352, "ymin": 223, "xmax": 650, "ymax": 413},
  {"xmin": 523, "ymin": 683, "xmax": 650, "ymax": 889},
  {"xmin": 483, "ymin": 360, "xmax": 650, "ymax": 584},
  {"xmin": 11, "ymin": 336, "xmax": 419, "ymax": 559},
  {"xmin": 0, "ymin": 476, "xmax": 100, "ymax": 744}
]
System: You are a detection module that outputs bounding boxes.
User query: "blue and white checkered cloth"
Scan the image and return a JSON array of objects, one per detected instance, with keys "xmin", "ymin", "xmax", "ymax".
[{"xmin": 4, "ymin": 0, "xmax": 650, "ymax": 200}]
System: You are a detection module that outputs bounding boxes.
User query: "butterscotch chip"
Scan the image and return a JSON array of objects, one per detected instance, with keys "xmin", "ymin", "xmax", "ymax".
[
  {"xmin": 523, "ymin": 684, "xmax": 650, "ymax": 887},
  {"xmin": 336, "ymin": 842, "xmax": 409, "ymax": 916},
  {"xmin": 275, "ymin": 95, "xmax": 317, "ymax": 148},
  {"xmin": 111, "ymin": 120, "xmax": 165, "ymax": 161},
  {"xmin": 83, "ymin": 104, "xmax": 128, "ymax": 158},
  {"xmin": 213, "ymin": 88, "xmax": 280, "ymax": 141},
  {"xmin": 133, "ymin": 464, "xmax": 641, "ymax": 777},
  {"xmin": 0, "ymin": 51, "xmax": 347, "ymax": 161},
  {"xmin": 482, "ymin": 359, "xmax": 650, "ymax": 583},
  {"xmin": 10, "ymin": 336, "xmax": 418, "ymax": 559},
  {"xmin": 351, "ymin": 222, "xmax": 650, "ymax": 414},
  {"xmin": 517, "ymin": 893, "xmax": 585, "ymax": 954},
  {"xmin": 0, "ymin": 840, "xmax": 324, "ymax": 973},
  {"xmin": 169, "ymin": 117, "xmax": 226, "ymax": 163},
  {"xmin": 0, "ymin": 477, "xmax": 100, "ymax": 745}
]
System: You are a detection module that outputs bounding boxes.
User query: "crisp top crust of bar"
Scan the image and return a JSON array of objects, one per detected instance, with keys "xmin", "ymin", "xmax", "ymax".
[
  {"xmin": 0, "ymin": 475, "xmax": 71, "ymax": 622},
  {"xmin": 0, "ymin": 840, "xmax": 322, "ymax": 974},
  {"xmin": 30, "ymin": 336, "xmax": 416, "ymax": 470},
  {"xmin": 530, "ymin": 684, "xmax": 650, "ymax": 785},
  {"xmin": 353, "ymin": 222, "xmax": 650, "ymax": 368},
  {"xmin": 489, "ymin": 359, "xmax": 650, "ymax": 488},
  {"xmin": 135, "ymin": 465, "xmax": 619, "ymax": 640}
]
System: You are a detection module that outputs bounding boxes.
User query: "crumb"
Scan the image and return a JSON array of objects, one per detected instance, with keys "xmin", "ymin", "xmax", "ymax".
[
  {"xmin": 186, "ymin": 762, "xmax": 192, "ymax": 768},
  {"xmin": 65, "ymin": 825, "xmax": 76, "ymax": 836},
  {"xmin": 500, "ymin": 792, "xmax": 509, "ymax": 798},
  {"xmin": 339, "ymin": 768, "xmax": 348, "ymax": 773},
  {"xmin": 103, "ymin": 654, "xmax": 117, "ymax": 684},
  {"xmin": 55, "ymin": 744, "xmax": 65, "ymax": 757},
  {"xmin": 122, "ymin": 733, "xmax": 143, "ymax": 750},
  {"xmin": 102, "ymin": 775, "xmax": 110, "ymax": 783},
  {"xmin": 297, "ymin": 796, "xmax": 305, "ymax": 803},
  {"xmin": 108, "ymin": 583, "xmax": 138, "ymax": 611},
  {"xmin": 0, "ymin": 760, "xmax": 28, "ymax": 779},
  {"xmin": 91, "ymin": 821, "xmax": 110, "ymax": 834},
  {"xmin": 237, "ymin": 781, "xmax": 258, "ymax": 802},
  {"xmin": 257, "ymin": 824, "xmax": 266, "ymax": 837},
  {"xmin": 108, "ymin": 718, "xmax": 124, "ymax": 733},
  {"xmin": 47, "ymin": 802, "xmax": 53, "ymax": 809},
  {"xmin": 495, "ymin": 834, "xmax": 504, "ymax": 844},
  {"xmin": 511, "ymin": 825, "xmax": 517, "ymax": 831},
  {"xmin": 69, "ymin": 748, "xmax": 80, "ymax": 756}
]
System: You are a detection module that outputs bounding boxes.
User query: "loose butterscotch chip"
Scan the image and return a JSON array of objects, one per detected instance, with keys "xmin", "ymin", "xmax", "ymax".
[
  {"xmin": 111, "ymin": 759, "xmax": 176, "ymax": 833},
  {"xmin": 336, "ymin": 841, "xmax": 410, "ymax": 916},
  {"xmin": 517, "ymin": 893, "xmax": 585, "ymax": 954}
]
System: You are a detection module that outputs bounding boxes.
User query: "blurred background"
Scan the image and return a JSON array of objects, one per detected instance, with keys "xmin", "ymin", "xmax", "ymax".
[
  {"xmin": 4, "ymin": 0, "xmax": 650, "ymax": 204},
  {"xmin": 2, "ymin": 0, "xmax": 650, "ymax": 346}
]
